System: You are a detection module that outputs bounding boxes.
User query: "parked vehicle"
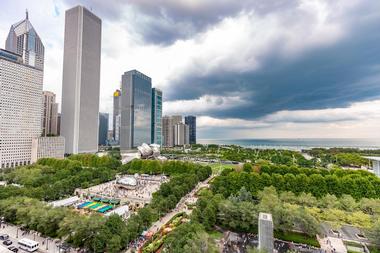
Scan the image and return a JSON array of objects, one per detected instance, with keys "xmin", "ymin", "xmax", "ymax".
[
  {"xmin": 3, "ymin": 240, "xmax": 12, "ymax": 246},
  {"xmin": 8, "ymin": 246, "xmax": 18, "ymax": 252},
  {"xmin": 0, "ymin": 234, "xmax": 9, "ymax": 240},
  {"xmin": 18, "ymin": 238, "xmax": 39, "ymax": 252}
]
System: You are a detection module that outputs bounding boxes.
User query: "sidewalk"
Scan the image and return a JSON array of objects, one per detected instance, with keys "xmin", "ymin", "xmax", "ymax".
[{"xmin": 0, "ymin": 223, "xmax": 75, "ymax": 253}]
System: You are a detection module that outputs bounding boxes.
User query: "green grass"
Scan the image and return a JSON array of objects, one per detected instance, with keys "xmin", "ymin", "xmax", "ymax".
[
  {"xmin": 368, "ymin": 246, "xmax": 380, "ymax": 253},
  {"xmin": 208, "ymin": 163, "xmax": 236, "ymax": 174},
  {"xmin": 207, "ymin": 230, "xmax": 223, "ymax": 240},
  {"xmin": 274, "ymin": 231, "xmax": 320, "ymax": 247}
]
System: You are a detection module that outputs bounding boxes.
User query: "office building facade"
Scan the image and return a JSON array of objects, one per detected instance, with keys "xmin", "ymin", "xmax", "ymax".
[
  {"xmin": 151, "ymin": 88, "xmax": 163, "ymax": 145},
  {"xmin": 162, "ymin": 115, "xmax": 182, "ymax": 147},
  {"xmin": 0, "ymin": 49, "xmax": 43, "ymax": 168},
  {"xmin": 42, "ymin": 91, "xmax": 59, "ymax": 136},
  {"xmin": 61, "ymin": 6, "xmax": 102, "ymax": 154},
  {"xmin": 113, "ymin": 89, "xmax": 121, "ymax": 142},
  {"xmin": 173, "ymin": 123, "xmax": 189, "ymax": 146},
  {"xmin": 258, "ymin": 213, "xmax": 274, "ymax": 253},
  {"xmin": 31, "ymin": 136, "xmax": 65, "ymax": 163},
  {"xmin": 185, "ymin": 116, "xmax": 196, "ymax": 144},
  {"xmin": 98, "ymin": 113, "xmax": 109, "ymax": 146},
  {"xmin": 120, "ymin": 70, "xmax": 152, "ymax": 151},
  {"xmin": 6, "ymin": 11, "xmax": 45, "ymax": 70}
]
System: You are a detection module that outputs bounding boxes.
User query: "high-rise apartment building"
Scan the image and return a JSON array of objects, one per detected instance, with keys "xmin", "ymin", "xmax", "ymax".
[
  {"xmin": 173, "ymin": 122, "xmax": 189, "ymax": 146},
  {"xmin": 120, "ymin": 70, "xmax": 152, "ymax": 151},
  {"xmin": 185, "ymin": 116, "xmax": 196, "ymax": 144},
  {"xmin": 6, "ymin": 11, "xmax": 45, "ymax": 70},
  {"xmin": 162, "ymin": 115, "xmax": 182, "ymax": 147},
  {"xmin": 151, "ymin": 88, "xmax": 162, "ymax": 145},
  {"xmin": 258, "ymin": 213, "xmax": 274, "ymax": 253},
  {"xmin": 113, "ymin": 89, "xmax": 121, "ymax": 142},
  {"xmin": 98, "ymin": 113, "xmax": 109, "ymax": 146},
  {"xmin": 61, "ymin": 6, "xmax": 102, "ymax": 154},
  {"xmin": 0, "ymin": 49, "xmax": 43, "ymax": 168},
  {"xmin": 42, "ymin": 91, "xmax": 59, "ymax": 136}
]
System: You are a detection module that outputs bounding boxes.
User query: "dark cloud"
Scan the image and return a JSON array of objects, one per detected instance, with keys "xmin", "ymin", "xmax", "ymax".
[
  {"xmin": 64, "ymin": 0, "xmax": 300, "ymax": 45},
  {"xmin": 166, "ymin": 16, "xmax": 380, "ymax": 120},
  {"xmin": 127, "ymin": 0, "xmax": 299, "ymax": 44},
  {"xmin": 62, "ymin": 0, "xmax": 125, "ymax": 20}
]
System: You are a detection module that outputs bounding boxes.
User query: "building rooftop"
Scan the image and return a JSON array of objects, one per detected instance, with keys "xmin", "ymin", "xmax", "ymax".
[{"xmin": 259, "ymin": 212, "xmax": 273, "ymax": 221}]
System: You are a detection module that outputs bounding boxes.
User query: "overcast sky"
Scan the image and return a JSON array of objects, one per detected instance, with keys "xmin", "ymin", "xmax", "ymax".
[{"xmin": 1, "ymin": 0, "xmax": 380, "ymax": 139}]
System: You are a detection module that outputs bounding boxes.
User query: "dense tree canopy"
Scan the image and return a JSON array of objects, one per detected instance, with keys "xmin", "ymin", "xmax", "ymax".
[
  {"xmin": 0, "ymin": 157, "xmax": 212, "ymax": 252},
  {"xmin": 211, "ymin": 164, "xmax": 380, "ymax": 200}
]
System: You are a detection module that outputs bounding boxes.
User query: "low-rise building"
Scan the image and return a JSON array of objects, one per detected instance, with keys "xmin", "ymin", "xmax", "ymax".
[{"xmin": 31, "ymin": 136, "xmax": 65, "ymax": 163}]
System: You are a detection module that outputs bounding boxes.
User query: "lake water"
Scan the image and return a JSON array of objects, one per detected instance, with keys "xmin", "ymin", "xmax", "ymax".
[{"xmin": 198, "ymin": 138, "xmax": 380, "ymax": 151}]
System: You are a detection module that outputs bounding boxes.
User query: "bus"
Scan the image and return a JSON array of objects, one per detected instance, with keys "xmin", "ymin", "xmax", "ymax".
[{"xmin": 18, "ymin": 238, "xmax": 39, "ymax": 252}]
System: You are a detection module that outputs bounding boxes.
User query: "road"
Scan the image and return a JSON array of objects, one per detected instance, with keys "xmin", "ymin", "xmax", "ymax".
[{"xmin": 0, "ymin": 223, "xmax": 74, "ymax": 253}]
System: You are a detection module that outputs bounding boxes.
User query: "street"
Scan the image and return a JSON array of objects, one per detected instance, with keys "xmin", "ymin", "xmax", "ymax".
[{"xmin": 0, "ymin": 223, "xmax": 73, "ymax": 253}]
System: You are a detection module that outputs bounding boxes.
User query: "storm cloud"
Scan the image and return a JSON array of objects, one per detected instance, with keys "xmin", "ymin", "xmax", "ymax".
[{"xmin": 1, "ymin": 0, "xmax": 379, "ymax": 139}]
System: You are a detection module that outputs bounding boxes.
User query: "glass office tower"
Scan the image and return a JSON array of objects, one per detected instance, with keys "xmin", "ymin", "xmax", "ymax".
[
  {"xmin": 185, "ymin": 116, "xmax": 196, "ymax": 144},
  {"xmin": 151, "ymin": 88, "xmax": 163, "ymax": 145},
  {"xmin": 120, "ymin": 70, "xmax": 152, "ymax": 150}
]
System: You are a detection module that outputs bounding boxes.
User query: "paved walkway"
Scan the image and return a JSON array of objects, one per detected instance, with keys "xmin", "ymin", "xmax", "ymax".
[{"xmin": 148, "ymin": 174, "xmax": 215, "ymax": 234}]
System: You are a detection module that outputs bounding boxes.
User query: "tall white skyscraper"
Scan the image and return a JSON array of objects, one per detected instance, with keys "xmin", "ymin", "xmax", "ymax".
[
  {"xmin": 61, "ymin": 6, "xmax": 102, "ymax": 154},
  {"xmin": 1, "ymin": 12, "xmax": 44, "ymax": 169},
  {"xmin": 0, "ymin": 49, "xmax": 43, "ymax": 169}
]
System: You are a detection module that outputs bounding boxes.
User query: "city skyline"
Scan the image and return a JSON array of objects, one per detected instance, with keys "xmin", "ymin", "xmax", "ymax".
[{"xmin": 1, "ymin": 1, "xmax": 380, "ymax": 139}]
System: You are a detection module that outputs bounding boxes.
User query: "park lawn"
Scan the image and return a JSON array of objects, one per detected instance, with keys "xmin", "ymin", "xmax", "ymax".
[
  {"xmin": 274, "ymin": 231, "xmax": 320, "ymax": 247},
  {"xmin": 209, "ymin": 163, "xmax": 236, "ymax": 174},
  {"xmin": 207, "ymin": 230, "xmax": 223, "ymax": 240}
]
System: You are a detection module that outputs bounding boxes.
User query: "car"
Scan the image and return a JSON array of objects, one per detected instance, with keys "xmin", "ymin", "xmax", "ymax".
[
  {"xmin": 0, "ymin": 234, "xmax": 9, "ymax": 240},
  {"xmin": 8, "ymin": 246, "xmax": 18, "ymax": 252},
  {"xmin": 3, "ymin": 240, "xmax": 12, "ymax": 246}
]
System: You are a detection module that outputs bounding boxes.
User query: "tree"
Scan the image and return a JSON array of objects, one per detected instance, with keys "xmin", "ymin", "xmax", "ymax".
[
  {"xmin": 183, "ymin": 231, "xmax": 219, "ymax": 253},
  {"xmin": 367, "ymin": 218, "xmax": 380, "ymax": 245},
  {"xmin": 243, "ymin": 163, "xmax": 252, "ymax": 173}
]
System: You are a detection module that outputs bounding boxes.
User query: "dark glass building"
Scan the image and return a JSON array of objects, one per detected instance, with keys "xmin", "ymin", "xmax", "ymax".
[
  {"xmin": 98, "ymin": 113, "xmax": 109, "ymax": 145},
  {"xmin": 185, "ymin": 116, "xmax": 196, "ymax": 144},
  {"xmin": 151, "ymin": 88, "xmax": 163, "ymax": 145},
  {"xmin": 120, "ymin": 70, "xmax": 152, "ymax": 150}
]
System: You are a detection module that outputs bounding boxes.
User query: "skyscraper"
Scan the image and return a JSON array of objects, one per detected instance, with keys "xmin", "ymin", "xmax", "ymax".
[
  {"xmin": 120, "ymin": 70, "xmax": 152, "ymax": 151},
  {"xmin": 98, "ymin": 113, "xmax": 109, "ymax": 146},
  {"xmin": 185, "ymin": 116, "xmax": 196, "ymax": 144},
  {"xmin": 0, "ymin": 48, "xmax": 43, "ymax": 169},
  {"xmin": 173, "ymin": 122, "xmax": 189, "ymax": 146},
  {"xmin": 258, "ymin": 213, "xmax": 274, "ymax": 253},
  {"xmin": 6, "ymin": 10, "xmax": 44, "ymax": 70},
  {"xmin": 113, "ymin": 89, "xmax": 121, "ymax": 142},
  {"xmin": 151, "ymin": 88, "xmax": 163, "ymax": 145},
  {"xmin": 61, "ymin": 6, "xmax": 102, "ymax": 154},
  {"xmin": 42, "ymin": 91, "xmax": 59, "ymax": 136},
  {"xmin": 162, "ymin": 115, "xmax": 182, "ymax": 147}
]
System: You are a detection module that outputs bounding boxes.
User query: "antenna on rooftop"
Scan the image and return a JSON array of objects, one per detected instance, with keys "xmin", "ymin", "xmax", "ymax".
[{"xmin": 26, "ymin": 9, "xmax": 29, "ymax": 20}]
